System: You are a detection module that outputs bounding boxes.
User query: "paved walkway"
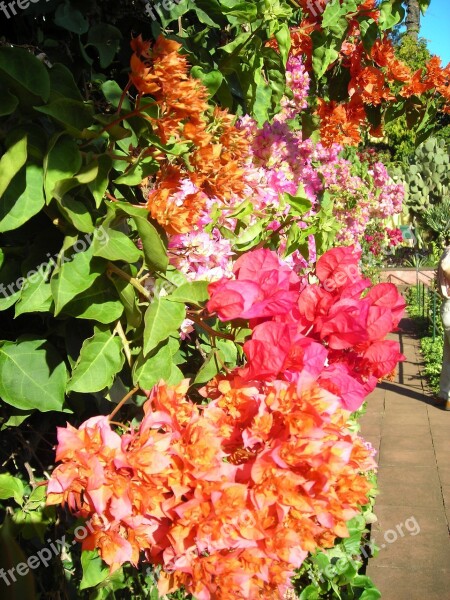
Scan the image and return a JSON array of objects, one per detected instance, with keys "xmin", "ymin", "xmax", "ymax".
[{"xmin": 361, "ymin": 318, "xmax": 450, "ymax": 599}]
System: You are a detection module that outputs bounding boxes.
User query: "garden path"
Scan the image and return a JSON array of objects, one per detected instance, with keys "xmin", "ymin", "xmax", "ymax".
[{"xmin": 361, "ymin": 318, "xmax": 450, "ymax": 599}]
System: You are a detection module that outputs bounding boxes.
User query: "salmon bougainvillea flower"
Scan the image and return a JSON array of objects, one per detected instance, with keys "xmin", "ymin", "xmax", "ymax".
[{"xmin": 47, "ymin": 375, "xmax": 377, "ymax": 600}]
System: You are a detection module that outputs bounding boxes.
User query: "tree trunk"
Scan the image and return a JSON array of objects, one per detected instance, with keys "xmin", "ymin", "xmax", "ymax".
[{"xmin": 405, "ymin": 0, "xmax": 421, "ymax": 40}]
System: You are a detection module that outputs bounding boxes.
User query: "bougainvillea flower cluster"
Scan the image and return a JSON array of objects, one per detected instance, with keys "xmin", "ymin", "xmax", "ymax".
[
  {"xmin": 277, "ymin": 2, "xmax": 450, "ymax": 145},
  {"xmin": 47, "ymin": 247, "xmax": 404, "ymax": 599},
  {"xmin": 130, "ymin": 35, "xmax": 250, "ymax": 236},
  {"xmin": 208, "ymin": 246, "xmax": 405, "ymax": 411}
]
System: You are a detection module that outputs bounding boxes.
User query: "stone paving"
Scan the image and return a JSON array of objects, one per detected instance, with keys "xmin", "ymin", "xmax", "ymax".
[{"xmin": 360, "ymin": 318, "xmax": 450, "ymax": 599}]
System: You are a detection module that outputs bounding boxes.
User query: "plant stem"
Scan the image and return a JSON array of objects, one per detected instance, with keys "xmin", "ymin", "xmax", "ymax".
[
  {"xmin": 187, "ymin": 312, "xmax": 235, "ymax": 340},
  {"xmin": 107, "ymin": 262, "xmax": 151, "ymax": 299},
  {"xmin": 114, "ymin": 320, "xmax": 133, "ymax": 367},
  {"xmin": 108, "ymin": 386, "xmax": 140, "ymax": 421}
]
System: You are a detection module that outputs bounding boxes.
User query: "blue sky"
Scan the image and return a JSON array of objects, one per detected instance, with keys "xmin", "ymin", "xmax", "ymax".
[{"xmin": 421, "ymin": 0, "xmax": 450, "ymax": 66}]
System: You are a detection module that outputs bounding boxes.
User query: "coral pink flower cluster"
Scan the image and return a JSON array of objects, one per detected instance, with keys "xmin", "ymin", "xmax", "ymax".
[
  {"xmin": 207, "ymin": 246, "xmax": 406, "ymax": 411},
  {"xmin": 47, "ymin": 248, "xmax": 405, "ymax": 599}
]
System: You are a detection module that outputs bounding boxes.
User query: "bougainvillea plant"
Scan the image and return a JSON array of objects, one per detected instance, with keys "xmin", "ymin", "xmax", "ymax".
[
  {"xmin": 0, "ymin": 0, "xmax": 446, "ymax": 598},
  {"xmin": 47, "ymin": 247, "xmax": 405, "ymax": 599}
]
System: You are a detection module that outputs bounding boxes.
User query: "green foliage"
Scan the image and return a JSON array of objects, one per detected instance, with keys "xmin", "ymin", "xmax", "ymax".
[
  {"xmin": 391, "ymin": 138, "xmax": 450, "ymax": 237},
  {"xmin": 407, "ymin": 285, "xmax": 444, "ymax": 393}
]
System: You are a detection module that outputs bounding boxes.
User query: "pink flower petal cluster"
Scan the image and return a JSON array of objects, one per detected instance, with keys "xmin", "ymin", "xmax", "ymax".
[{"xmin": 208, "ymin": 247, "xmax": 406, "ymax": 412}]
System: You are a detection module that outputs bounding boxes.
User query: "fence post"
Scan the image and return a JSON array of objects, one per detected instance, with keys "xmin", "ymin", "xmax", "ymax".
[
  {"xmin": 423, "ymin": 281, "xmax": 426, "ymax": 317},
  {"xmin": 433, "ymin": 291, "xmax": 436, "ymax": 343}
]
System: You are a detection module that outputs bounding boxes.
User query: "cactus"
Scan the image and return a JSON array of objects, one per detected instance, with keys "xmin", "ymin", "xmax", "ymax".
[{"xmin": 394, "ymin": 137, "xmax": 450, "ymax": 214}]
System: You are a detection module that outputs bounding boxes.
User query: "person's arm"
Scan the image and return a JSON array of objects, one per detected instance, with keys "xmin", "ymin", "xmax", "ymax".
[{"xmin": 438, "ymin": 248, "xmax": 450, "ymax": 298}]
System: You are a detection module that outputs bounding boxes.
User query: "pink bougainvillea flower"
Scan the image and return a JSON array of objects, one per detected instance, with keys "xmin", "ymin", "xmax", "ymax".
[
  {"xmin": 207, "ymin": 248, "xmax": 301, "ymax": 321},
  {"xmin": 315, "ymin": 245, "xmax": 362, "ymax": 291}
]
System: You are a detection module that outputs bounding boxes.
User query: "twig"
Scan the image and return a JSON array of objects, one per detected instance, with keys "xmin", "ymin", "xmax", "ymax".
[
  {"xmin": 107, "ymin": 262, "xmax": 151, "ymax": 299},
  {"xmin": 24, "ymin": 462, "xmax": 36, "ymax": 487},
  {"xmin": 108, "ymin": 386, "xmax": 140, "ymax": 421},
  {"xmin": 114, "ymin": 320, "xmax": 133, "ymax": 367},
  {"xmin": 188, "ymin": 313, "xmax": 235, "ymax": 340}
]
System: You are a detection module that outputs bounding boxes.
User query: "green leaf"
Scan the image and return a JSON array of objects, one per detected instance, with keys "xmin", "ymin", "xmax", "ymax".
[
  {"xmin": 0, "ymin": 87, "xmax": 18, "ymax": 116},
  {"xmin": 168, "ymin": 280, "xmax": 209, "ymax": 306},
  {"xmin": 111, "ymin": 277, "xmax": 142, "ymax": 329},
  {"xmin": 85, "ymin": 24, "xmax": 122, "ymax": 69},
  {"xmin": 80, "ymin": 550, "xmax": 109, "ymax": 590},
  {"xmin": 378, "ymin": 0, "xmax": 405, "ymax": 30},
  {"xmin": 57, "ymin": 195, "xmax": 95, "ymax": 233},
  {"xmin": 0, "ymin": 259, "xmax": 21, "ymax": 311},
  {"xmin": 92, "ymin": 227, "xmax": 141, "ymax": 263},
  {"xmin": 359, "ymin": 589, "xmax": 382, "ymax": 600},
  {"xmin": 191, "ymin": 66, "xmax": 224, "ymax": 96},
  {"xmin": 194, "ymin": 349, "xmax": 225, "ymax": 384},
  {"xmin": 68, "ymin": 328, "xmax": 125, "ymax": 393},
  {"xmin": 133, "ymin": 216, "xmax": 168, "ymax": 272},
  {"xmin": 0, "ymin": 473, "xmax": 24, "ymax": 504},
  {"xmin": 143, "ymin": 297, "xmax": 185, "ymax": 355},
  {"xmin": 418, "ymin": 0, "xmax": 430, "ymax": 15},
  {"xmin": 133, "ymin": 341, "xmax": 178, "ymax": 389},
  {"xmin": 0, "ymin": 339, "xmax": 68, "ymax": 412},
  {"xmin": 0, "ymin": 135, "xmax": 28, "ymax": 199},
  {"xmin": 49, "ymin": 63, "xmax": 84, "ymax": 102},
  {"xmin": 54, "ymin": 1, "xmax": 89, "ymax": 34},
  {"xmin": 0, "ymin": 164, "xmax": 44, "ymax": 232},
  {"xmin": 0, "ymin": 46, "xmax": 50, "ymax": 102},
  {"xmin": 15, "ymin": 275, "xmax": 53, "ymax": 317},
  {"xmin": 52, "ymin": 161, "xmax": 99, "ymax": 201},
  {"xmin": 62, "ymin": 275, "xmax": 124, "ymax": 323},
  {"xmin": 101, "ymin": 81, "xmax": 132, "ymax": 111},
  {"xmin": 274, "ymin": 23, "xmax": 291, "ymax": 66},
  {"xmin": 285, "ymin": 190, "xmax": 312, "ymax": 216},
  {"xmin": 299, "ymin": 585, "xmax": 321, "ymax": 600},
  {"xmin": 44, "ymin": 135, "xmax": 82, "ymax": 201},
  {"xmin": 35, "ymin": 99, "xmax": 94, "ymax": 136},
  {"xmin": 113, "ymin": 157, "xmax": 159, "ymax": 185},
  {"xmin": 88, "ymin": 155, "xmax": 112, "ymax": 207},
  {"xmin": 51, "ymin": 246, "xmax": 105, "ymax": 314}
]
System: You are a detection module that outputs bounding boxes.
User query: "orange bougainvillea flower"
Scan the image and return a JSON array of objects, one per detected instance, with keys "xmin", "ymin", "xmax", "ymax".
[
  {"xmin": 128, "ymin": 35, "xmax": 253, "ymax": 231},
  {"xmin": 47, "ymin": 374, "xmax": 376, "ymax": 600},
  {"xmin": 371, "ymin": 38, "xmax": 412, "ymax": 83},
  {"xmin": 317, "ymin": 98, "xmax": 364, "ymax": 147},
  {"xmin": 147, "ymin": 166, "xmax": 207, "ymax": 235}
]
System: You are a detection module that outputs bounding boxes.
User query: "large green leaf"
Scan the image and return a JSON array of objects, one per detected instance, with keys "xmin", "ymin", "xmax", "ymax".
[
  {"xmin": 88, "ymin": 154, "xmax": 112, "ymax": 207},
  {"xmin": 111, "ymin": 277, "xmax": 142, "ymax": 329},
  {"xmin": 51, "ymin": 246, "xmax": 105, "ymax": 314},
  {"xmin": 55, "ymin": 194, "xmax": 95, "ymax": 233},
  {"xmin": 67, "ymin": 327, "xmax": 124, "ymax": 393},
  {"xmin": 168, "ymin": 281, "xmax": 209, "ymax": 306},
  {"xmin": 0, "ymin": 46, "xmax": 50, "ymax": 102},
  {"xmin": 0, "ymin": 135, "xmax": 28, "ymax": 198},
  {"xmin": 15, "ymin": 275, "xmax": 53, "ymax": 317},
  {"xmin": 62, "ymin": 275, "xmax": 124, "ymax": 323},
  {"xmin": 0, "ymin": 473, "xmax": 24, "ymax": 504},
  {"xmin": 48, "ymin": 63, "xmax": 84, "ymax": 102},
  {"xmin": 80, "ymin": 550, "xmax": 109, "ymax": 590},
  {"xmin": 143, "ymin": 297, "xmax": 185, "ymax": 355},
  {"xmin": 0, "ymin": 339, "xmax": 68, "ymax": 412},
  {"xmin": 92, "ymin": 227, "xmax": 142, "ymax": 263},
  {"xmin": 35, "ymin": 99, "xmax": 94, "ymax": 136},
  {"xmin": 0, "ymin": 259, "xmax": 21, "ymax": 311},
  {"xmin": 133, "ymin": 340, "xmax": 182, "ymax": 389},
  {"xmin": 44, "ymin": 134, "xmax": 82, "ymax": 201},
  {"xmin": 54, "ymin": 1, "xmax": 89, "ymax": 34},
  {"xmin": 135, "ymin": 216, "xmax": 169, "ymax": 272},
  {"xmin": 85, "ymin": 24, "xmax": 122, "ymax": 68},
  {"xmin": 0, "ymin": 164, "xmax": 44, "ymax": 232}
]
